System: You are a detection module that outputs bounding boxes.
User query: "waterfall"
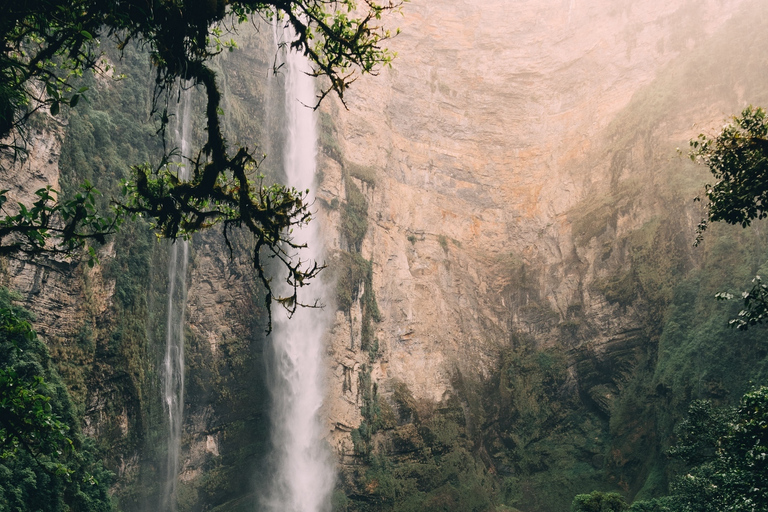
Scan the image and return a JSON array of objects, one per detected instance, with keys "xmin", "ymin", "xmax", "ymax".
[
  {"xmin": 161, "ymin": 84, "xmax": 192, "ymax": 512},
  {"xmin": 262, "ymin": 25, "xmax": 335, "ymax": 512}
]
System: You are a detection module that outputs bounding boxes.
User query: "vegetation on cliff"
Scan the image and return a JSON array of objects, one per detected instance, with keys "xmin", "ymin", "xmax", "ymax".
[
  {"xmin": 690, "ymin": 106, "xmax": 768, "ymax": 330},
  {"xmin": 0, "ymin": 289, "xmax": 113, "ymax": 511},
  {"xmin": 572, "ymin": 387, "xmax": 768, "ymax": 512}
]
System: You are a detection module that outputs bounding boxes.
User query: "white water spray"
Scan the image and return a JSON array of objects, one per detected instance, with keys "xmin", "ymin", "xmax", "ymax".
[
  {"xmin": 161, "ymin": 85, "xmax": 192, "ymax": 512},
  {"xmin": 263, "ymin": 26, "xmax": 335, "ymax": 512}
]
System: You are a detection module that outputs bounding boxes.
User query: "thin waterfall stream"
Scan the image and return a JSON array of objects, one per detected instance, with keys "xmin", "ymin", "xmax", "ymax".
[
  {"xmin": 161, "ymin": 85, "xmax": 193, "ymax": 512},
  {"xmin": 263, "ymin": 26, "xmax": 335, "ymax": 512}
]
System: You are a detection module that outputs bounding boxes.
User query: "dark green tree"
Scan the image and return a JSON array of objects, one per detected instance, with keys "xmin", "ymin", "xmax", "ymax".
[
  {"xmin": 576, "ymin": 389, "xmax": 768, "ymax": 512},
  {"xmin": 0, "ymin": 288, "xmax": 113, "ymax": 511},
  {"xmin": 571, "ymin": 491, "xmax": 629, "ymax": 512},
  {"xmin": 630, "ymin": 388, "xmax": 768, "ymax": 512},
  {"xmin": 691, "ymin": 106, "xmax": 768, "ymax": 329},
  {"xmin": 692, "ymin": 106, "xmax": 768, "ymax": 233}
]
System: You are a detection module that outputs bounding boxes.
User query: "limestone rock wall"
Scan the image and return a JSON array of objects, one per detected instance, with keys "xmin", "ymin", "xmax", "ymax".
[{"xmin": 317, "ymin": 0, "xmax": 756, "ymax": 463}]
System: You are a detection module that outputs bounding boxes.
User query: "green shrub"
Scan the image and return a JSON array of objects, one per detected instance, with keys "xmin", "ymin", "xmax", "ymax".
[
  {"xmin": 334, "ymin": 251, "xmax": 371, "ymax": 311},
  {"xmin": 346, "ymin": 161, "xmax": 377, "ymax": 186},
  {"xmin": 572, "ymin": 491, "xmax": 629, "ymax": 512},
  {"xmin": 0, "ymin": 290, "xmax": 114, "ymax": 511}
]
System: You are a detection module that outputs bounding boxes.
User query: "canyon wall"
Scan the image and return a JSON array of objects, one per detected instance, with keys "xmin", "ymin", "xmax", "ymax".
[
  {"xmin": 316, "ymin": 0, "xmax": 768, "ymax": 509},
  {"xmin": 323, "ymin": 0, "xmax": 745, "ymax": 413},
  {"xmin": 4, "ymin": 1, "xmax": 768, "ymax": 511}
]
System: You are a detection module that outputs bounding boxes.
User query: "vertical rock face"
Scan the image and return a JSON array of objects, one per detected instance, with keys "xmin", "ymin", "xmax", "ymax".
[
  {"xmin": 317, "ymin": 0, "xmax": 766, "ymax": 499},
  {"xmin": 4, "ymin": 2, "xmax": 768, "ymax": 510},
  {"xmin": 322, "ymin": 0, "xmax": 734, "ymax": 404},
  {"xmin": 0, "ymin": 123, "xmax": 77, "ymax": 335}
]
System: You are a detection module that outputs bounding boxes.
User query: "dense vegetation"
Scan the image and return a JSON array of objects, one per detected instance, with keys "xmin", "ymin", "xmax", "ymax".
[
  {"xmin": 691, "ymin": 106, "xmax": 768, "ymax": 329},
  {"xmin": 0, "ymin": 289, "xmax": 113, "ymax": 511},
  {"xmin": 572, "ymin": 387, "xmax": 768, "ymax": 512}
]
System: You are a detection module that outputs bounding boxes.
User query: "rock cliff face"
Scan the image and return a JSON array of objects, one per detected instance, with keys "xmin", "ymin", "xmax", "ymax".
[
  {"xmin": 322, "ymin": 0, "xmax": 743, "ymax": 429},
  {"xmin": 0, "ymin": 33, "xmax": 281, "ymax": 511},
  {"xmin": 316, "ymin": 0, "xmax": 768, "ymax": 506},
  {"xmin": 4, "ymin": 1, "xmax": 768, "ymax": 511}
]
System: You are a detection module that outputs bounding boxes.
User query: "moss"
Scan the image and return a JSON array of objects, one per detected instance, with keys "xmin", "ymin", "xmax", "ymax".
[
  {"xmin": 352, "ymin": 365, "xmax": 383, "ymax": 456},
  {"xmin": 360, "ymin": 269, "xmax": 381, "ymax": 357},
  {"xmin": 518, "ymin": 300, "xmax": 560, "ymax": 326},
  {"xmin": 318, "ymin": 110, "xmax": 343, "ymax": 162},
  {"xmin": 346, "ymin": 383, "xmax": 499, "ymax": 512},
  {"xmin": 594, "ymin": 271, "xmax": 637, "ymax": 307},
  {"xmin": 341, "ymin": 177, "xmax": 369, "ymax": 252},
  {"xmin": 393, "ymin": 380, "xmax": 418, "ymax": 423},
  {"xmin": 333, "ymin": 250, "xmax": 381, "ymax": 358},
  {"xmin": 332, "ymin": 489, "xmax": 351, "ymax": 512},
  {"xmin": 568, "ymin": 183, "xmax": 639, "ymax": 247},
  {"xmin": 346, "ymin": 161, "xmax": 377, "ymax": 186},
  {"xmin": 334, "ymin": 251, "xmax": 371, "ymax": 312}
]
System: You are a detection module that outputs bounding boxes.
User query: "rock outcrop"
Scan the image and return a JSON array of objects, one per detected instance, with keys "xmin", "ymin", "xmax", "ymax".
[{"xmin": 316, "ymin": 0, "xmax": 767, "ymax": 506}]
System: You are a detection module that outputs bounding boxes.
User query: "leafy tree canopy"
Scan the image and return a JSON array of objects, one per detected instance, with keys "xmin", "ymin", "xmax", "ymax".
[
  {"xmin": 0, "ymin": 288, "xmax": 113, "ymax": 511},
  {"xmin": 575, "ymin": 388, "xmax": 768, "ymax": 512},
  {"xmin": 661, "ymin": 388, "xmax": 768, "ymax": 512},
  {"xmin": 691, "ymin": 106, "xmax": 768, "ymax": 329},
  {"xmin": 692, "ymin": 106, "xmax": 768, "ymax": 234},
  {"xmin": 571, "ymin": 491, "xmax": 629, "ymax": 512},
  {"xmin": 0, "ymin": 0, "xmax": 402, "ymax": 329}
]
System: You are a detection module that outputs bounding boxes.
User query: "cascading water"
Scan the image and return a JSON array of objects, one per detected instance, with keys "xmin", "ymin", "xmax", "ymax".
[
  {"xmin": 161, "ymin": 85, "xmax": 192, "ymax": 512},
  {"xmin": 262, "ymin": 26, "xmax": 335, "ymax": 512}
]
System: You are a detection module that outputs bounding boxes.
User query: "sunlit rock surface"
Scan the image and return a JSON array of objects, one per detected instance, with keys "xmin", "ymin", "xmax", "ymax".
[{"xmin": 320, "ymin": 0, "xmax": 755, "ymax": 459}]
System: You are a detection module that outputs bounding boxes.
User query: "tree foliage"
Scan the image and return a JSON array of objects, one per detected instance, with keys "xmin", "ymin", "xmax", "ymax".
[
  {"xmin": 668, "ymin": 388, "xmax": 768, "ymax": 511},
  {"xmin": 571, "ymin": 491, "xmax": 629, "ymax": 512},
  {"xmin": 691, "ymin": 106, "xmax": 768, "ymax": 329},
  {"xmin": 692, "ymin": 106, "xmax": 768, "ymax": 235},
  {"xmin": 0, "ymin": 183, "xmax": 118, "ymax": 266},
  {"xmin": 625, "ymin": 388, "xmax": 768, "ymax": 512},
  {"xmin": 0, "ymin": 289, "xmax": 113, "ymax": 511},
  {"xmin": 715, "ymin": 275, "xmax": 768, "ymax": 330},
  {"xmin": 0, "ymin": 0, "xmax": 402, "ymax": 329},
  {"xmin": 572, "ymin": 389, "xmax": 768, "ymax": 512}
]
